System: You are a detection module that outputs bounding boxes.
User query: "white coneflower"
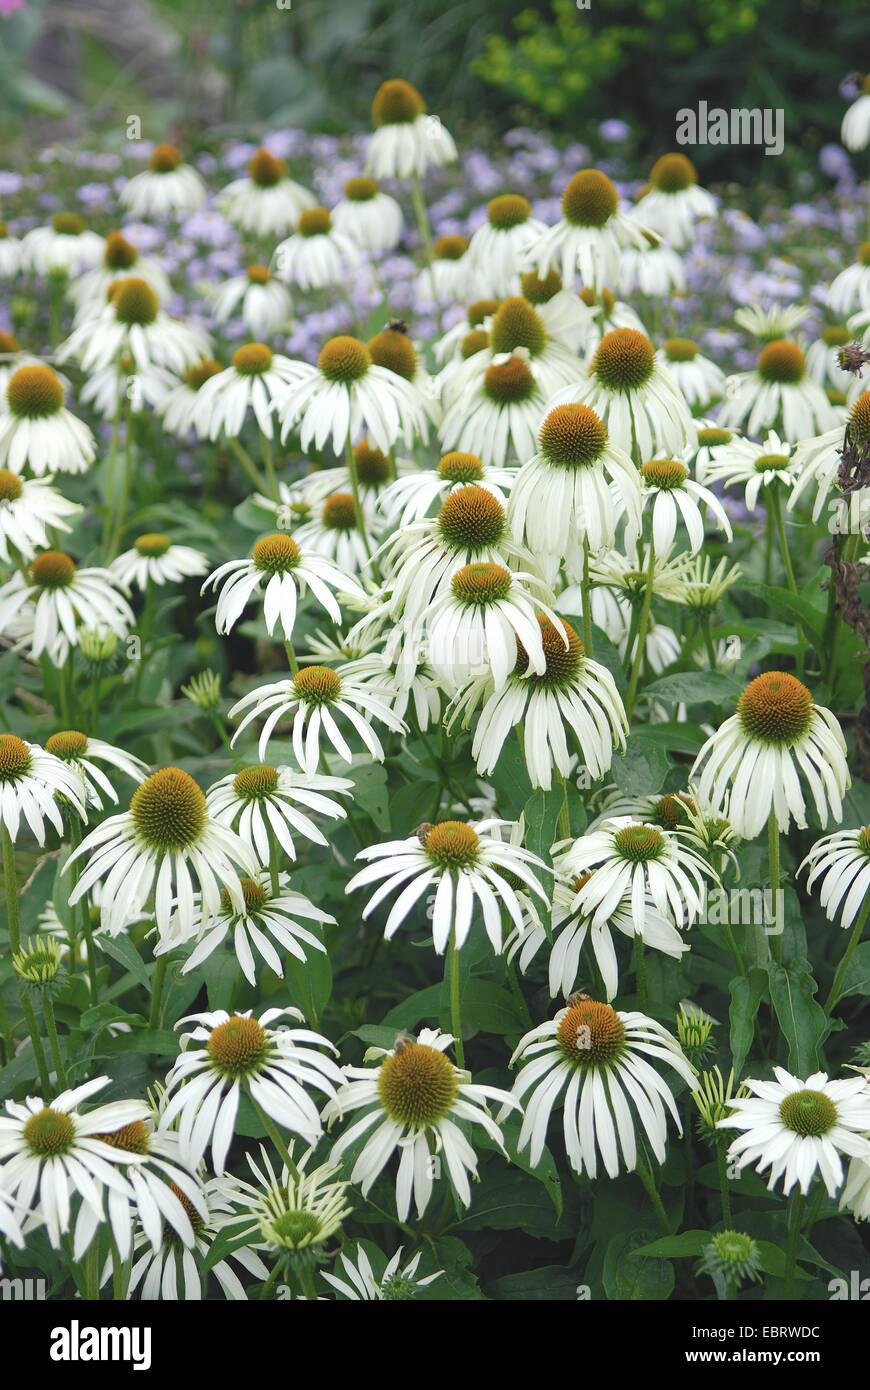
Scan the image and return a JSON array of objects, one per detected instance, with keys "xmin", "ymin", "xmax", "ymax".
[
  {"xmin": 366, "ymin": 320, "xmax": 441, "ymax": 436},
  {"xmin": 80, "ymin": 359, "xmax": 175, "ymax": 422},
  {"xmin": 0, "ymin": 468, "xmax": 80, "ymax": 562},
  {"xmin": 332, "ymin": 175, "xmax": 403, "ymax": 253},
  {"xmin": 68, "ymin": 229, "xmax": 170, "ymax": 324},
  {"xmin": 799, "ymin": 826, "xmax": 870, "ymax": 930},
  {"xmin": 193, "ymin": 343, "xmax": 298, "ymax": 442},
  {"xmin": 120, "ymin": 144, "xmax": 206, "ymax": 218},
  {"xmin": 734, "ymin": 303, "xmax": 810, "ymax": 342},
  {"xmin": 161, "ymin": 1007, "xmax": 342, "ymax": 1175},
  {"xmin": 323, "ymin": 1244, "xmax": 442, "ymax": 1301},
  {"xmin": 0, "ymin": 1077, "xmax": 148, "ymax": 1250},
  {"xmin": 287, "ymin": 492, "xmax": 384, "ymax": 575},
  {"xmin": 509, "ymin": 402, "xmax": 641, "ymax": 558},
  {"xmin": 788, "ymin": 391, "xmax": 869, "ymax": 522},
  {"xmin": 524, "ymin": 168, "xmax": 650, "ymax": 291},
  {"xmin": 202, "ymin": 531, "xmax": 362, "ymax": 643},
  {"xmin": 376, "ymin": 485, "xmax": 529, "ymax": 629},
  {"xmin": 438, "ymin": 352, "xmax": 547, "ymax": 465},
  {"xmin": 434, "ymin": 295, "xmax": 502, "ymax": 366},
  {"xmin": 448, "ymin": 292, "xmax": 590, "ymax": 402},
  {"xmin": 20, "ymin": 212, "xmax": 104, "ymax": 277},
  {"xmin": 425, "ymin": 560, "xmax": 565, "ymax": 691},
  {"xmin": 0, "ymin": 733, "xmax": 86, "ymax": 844},
  {"xmin": 111, "ymin": 532, "xmax": 208, "ymax": 591},
  {"xmin": 620, "ymin": 231, "xmax": 686, "ymax": 298},
  {"xmin": 719, "ymin": 1067, "xmax": 870, "ymax": 1197},
  {"xmin": 451, "ymin": 616, "xmax": 627, "ymax": 791},
  {"xmin": 367, "ymin": 79, "xmax": 456, "ymax": 179},
  {"xmin": 548, "ymin": 328, "xmax": 696, "ymax": 461},
  {"xmin": 43, "ymin": 729, "xmax": 146, "ymax": 812},
  {"xmin": 467, "ymin": 195, "xmax": 548, "ymax": 298},
  {"xmin": 416, "ymin": 234, "xmax": 472, "ymax": 304},
  {"xmin": 378, "ymin": 449, "xmax": 514, "ymax": 528},
  {"xmin": 278, "ymin": 335, "xmax": 428, "ymax": 456},
  {"xmin": 691, "ymin": 422, "xmax": 742, "ymax": 484},
  {"xmin": 842, "ymin": 76, "xmax": 870, "ymax": 152},
  {"xmin": 230, "ymin": 663, "xmax": 406, "ymax": 769},
  {"xmin": 679, "ymin": 554, "xmax": 741, "ymax": 613},
  {"xmin": 632, "ymin": 153, "xmax": 716, "ymax": 250},
  {"xmin": 507, "ymin": 868, "xmax": 688, "ymax": 1002},
  {"xmin": 123, "ymin": 1175, "xmax": 268, "ymax": 1300},
  {"xmin": 273, "ymin": 207, "xmax": 360, "ymax": 292},
  {"xmin": 701, "ymin": 430, "xmax": 795, "ymax": 512},
  {"xmin": 215, "ymin": 1143, "xmax": 351, "ymax": 1263},
  {"xmin": 217, "ymin": 146, "xmax": 316, "ymax": 238},
  {"xmin": 590, "ymin": 545, "xmax": 690, "ymax": 605},
  {"xmin": 576, "ymin": 285, "xmax": 647, "ymax": 358},
  {"xmin": 206, "ymin": 762, "xmax": 352, "ymax": 867},
  {"xmin": 324, "ymin": 1029, "xmax": 516, "ymax": 1219},
  {"xmin": 75, "ymin": 1112, "xmax": 206, "ymax": 1261},
  {"xmin": 0, "ymin": 363, "xmax": 95, "ymax": 475},
  {"xmin": 0, "ymin": 220, "xmax": 22, "ymax": 277},
  {"xmin": 508, "ymin": 997, "xmax": 696, "ymax": 1176},
  {"xmin": 213, "ymin": 265, "xmax": 294, "ymax": 341},
  {"xmin": 58, "ymin": 276, "xmax": 209, "ymax": 375},
  {"xmin": 346, "ymin": 817, "xmax": 548, "ymax": 954},
  {"xmin": 560, "ymin": 815, "xmax": 718, "ymax": 935},
  {"xmin": 0, "ymin": 550, "xmax": 133, "ymax": 667},
  {"xmin": 155, "ymin": 357, "xmax": 223, "ymax": 438},
  {"xmin": 691, "ymin": 671, "xmax": 850, "ymax": 839},
  {"xmin": 66, "ymin": 766, "xmax": 257, "ymax": 938},
  {"xmin": 720, "ymin": 338, "xmax": 839, "ymax": 440},
  {"xmin": 657, "ymin": 337, "xmax": 725, "ymax": 408},
  {"xmin": 629, "ymin": 457, "xmax": 732, "ymax": 555},
  {"xmin": 161, "ymin": 871, "xmax": 333, "ymax": 987}
]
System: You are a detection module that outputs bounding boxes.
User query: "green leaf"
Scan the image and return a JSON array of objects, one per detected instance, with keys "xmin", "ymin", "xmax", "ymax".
[
  {"xmin": 610, "ymin": 736, "xmax": 670, "ymax": 795},
  {"xmin": 632, "ymin": 1230, "xmax": 712, "ymax": 1259},
  {"xmin": 603, "ymin": 1230, "xmax": 675, "ymax": 1300},
  {"xmin": 488, "ymin": 1264, "xmax": 581, "ymax": 1300},
  {"xmin": 728, "ymin": 967, "xmax": 766, "ymax": 1074},
  {"xmin": 522, "ymin": 786, "xmax": 563, "ymax": 866},
  {"xmin": 348, "ymin": 762, "xmax": 390, "ymax": 831},
  {"xmin": 644, "ymin": 671, "xmax": 741, "ymax": 705},
  {"xmin": 98, "ymin": 935, "xmax": 151, "ymax": 991},
  {"xmin": 767, "ymin": 961, "xmax": 829, "ymax": 1073},
  {"xmin": 446, "ymin": 979, "xmax": 526, "ymax": 1037},
  {"xmin": 839, "ymin": 942, "xmax": 870, "ymax": 999},
  {"xmin": 738, "ymin": 584, "xmax": 823, "ymax": 641}
]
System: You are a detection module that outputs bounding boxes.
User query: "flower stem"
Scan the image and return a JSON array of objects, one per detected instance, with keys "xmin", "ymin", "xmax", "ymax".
[
  {"xmin": 767, "ymin": 483, "xmax": 797, "ymax": 595},
  {"xmin": 1, "ymin": 825, "xmax": 51, "ymax": 1092},
  {"xmin": 410, "ymin": 171, "xmax": 441, "ymax": 330},
  {"xmin": 251, "ymin": 1096, "xmax": 300, "ymax": 1181},
  {"xmin": 344, "ymin": 436, "xmax": 372, "ymax": 560},
  {"xmin": 43, "ymin": 997, "xmax": 67, "ymax": 1089},
  {"xmin": 68, "ymin": 817, "xmax": 99, "ymax": 1003},
  {"xmin": 148, "ymin": 954, "xmax": 168, "ymax": 1031},
  {"xmin": 636, "ymin": 1155, "xmax": 671, "ymax": 1233},
  {"xmin": 260, "ymin": 431, "xmax": 279, "ymax": 504},
  {"xmin": 783, "ymin": 1189, "xmax": 804, "ymax": 1299},
  {"xmin": 448, "ymin": 931, "xmax": 465, "ymax": 1069},
  {"xmin": 716, "ymin": 1139, "xmax": 732, "ymax": 1224},
  {"xmin": 284, "ymin": 640, "xmax": 298, "ymax": 676},
  {"xmin": 824, "ymin": 891, "xmax": 870, "ymax": 1015},
  {"xmin": 227, "ymin": 436, "xmax": 268, "ymax": 494},
  {"xmin": 580, "ymin": 538, "xmax": 594, "ymax": 656},
  {"xmin": 767, "ymin": 811, "xmax": 783, "ymax": 966},
  {"xmin": 625, "ymin": 540, "xmax": 656, "ymax": 719}
]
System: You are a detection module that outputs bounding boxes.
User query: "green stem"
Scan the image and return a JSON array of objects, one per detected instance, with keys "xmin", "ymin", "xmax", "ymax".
[
  {"xmin": 106, "ymin": 398, "xmax": 134, "ymax": 562},
  {"xmin": 448, "ymin": 932, "xmax": 465, "ymax": 1070},
  {"xmin": 783, "ymin": 1190, "xmax": 804, "ymax": 1299},
  {"xmin": 625, "ymin": 540, "xmax": 656, "ymax": 719},
  {"xmin": 148, "ymin": 954, "xmax": 168, "ymax": 1031},
  {"xmin": 580, "ymin": 538, "xmax": 594, "ymax": 656},
  {"xmin": 767, "ymin": 484, "xmax": 797, "ymax": 595},
  {"xmin": 716, "ymin": 1139, "xmax": 732, "ymax": 1224},
  {"xmin": 767, "ymin": 811, "xmax": 783, "ymax": 966},
  {"xmin": 101, "ymin": 363, "xmax": 125, "ymax": 555},
  {"xmin": 284, "ymin": 639, "xmax": 298, "ymax": 676},
  {"xmin": 2, "ymin": 826, "xmax": 51, "ymax": 1092},
  {"xmin": 261, "ymin": 431, "xmax": 279, "ymax": 504},
  {"xmin": 824, "ymin": 891, "xmax": 870, "ymax": 1015},
  {"xmin": 84, "ymin": 1237, "xmax": 101, "ymax": 1301},
  {"xmin": 701, "ymin": 614, "xmax": 717, "ymax": 670},
  {"xmin": 557, "ymin": 769, "xmax": 571, "ymax": 842},
  {"xmin": 68, "ymin": 817, "xmax": 99, "ymax": 1003},
  {"xmin": 410, "ymin": 171, "xmax": 441, "ymax": 329},
  {"xmin": 227, "ymin": 436, "xmax": 268, "ymax": 494},
  {"xmin": 260, "ymin": 1257, "xmax": 287, "ymax": 1301},
  {"xmin": 637, "ymin": 1156, "xmax": 671, "ymax": 1233},
  {"xmin": 344, "ymin": 436, "xmax": 372, "ymax": 560},
  {"xmin": 251, "ymin": 1096, "xmax": 300, "ymax": 1181},
  {"xmin": 43, "ymin": 997, "xmax": 67, "ymax": 1089}
]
